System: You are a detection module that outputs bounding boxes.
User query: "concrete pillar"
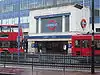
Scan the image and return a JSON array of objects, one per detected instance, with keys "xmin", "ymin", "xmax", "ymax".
[
  {"xmin": 38, "ymin": 18, "xmax": 41, "ymax": 33},
  {"xmin": 62, "ymin": 15, "xmax": 65, "ymax": 32}
]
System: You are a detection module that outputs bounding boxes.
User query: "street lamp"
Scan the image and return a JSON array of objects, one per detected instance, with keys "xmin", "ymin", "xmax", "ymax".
[
  {"xmin": 91, "ymin": 0, "xmax": 95, "ymax": 74},
  {"xmin": 18, "ymin": 0, "xmax": 21, "ymax": 63}
]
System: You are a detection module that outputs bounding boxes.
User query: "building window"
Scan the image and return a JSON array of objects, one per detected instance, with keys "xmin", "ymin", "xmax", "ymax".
[
  {"xmin": 46, "ymin": 0, "xmax": 54, "ymax": 6},
  {"xmin": 3, "ymin": 4, "xmax": 13, "ymax": 13},
  {"xmin": 65, "ymin": 15, "xmax": 69, "ymax": 32},
  {"xmin": 14, "ymin": 17, "xmax": 18, "ymax": 24},
  {"xmin": 12, "ymin": 18, "xmax": 15, "ymax": 24},
  {"xmin": 20, "ymin": 16, "xmax": 29, "ymax": 23},
  {"xmin": 0, "ymin": 5, "xmax": 3, "ymax": 13},
  {"xmin": 2, "ymin": 19, "xmax": 6, "ymax": 24},
  {"xmin": 9, "ymin": 18, "xmax": 12, "ymax": 24},
  {"xmin": 20, "ymin": 0, "xmax": 29, "ymax": 10},
  {"xmin": 96, "ymin": 28, "xmax": 100, "ymax": 32},
  {"xmin": 0, "ymin": 20, "xmax": 1, "ymax": 24},
  {"xmin": 13, "ymin": 3, "xmax": 19, "ymax": 11},
  {"xmin": 94, "ymin": 9, "xmax": 100, "ymax": 16}
]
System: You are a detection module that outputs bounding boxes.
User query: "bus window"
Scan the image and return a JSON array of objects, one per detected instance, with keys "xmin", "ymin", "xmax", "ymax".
[
  {"xmin": 1, "ymin": 26, "xmax": 11, "ymax": 32},
  {"xmin": 0, "ymin": 41, "xmax": 10, "ymax": 48},
  {"xmin": 95, "ymin": 40, "xmax": 100, "ymax": 50},
  {"xmin": 75, "ymin": 40, "xmax": 80, "ymax": 48},
  {"xmin": 82, "ymin": 40, "xmax": 89, "ymax": 48},
  {"xmin": 10, "ymin": 41, "xmax": 18, "ymax": 48}
]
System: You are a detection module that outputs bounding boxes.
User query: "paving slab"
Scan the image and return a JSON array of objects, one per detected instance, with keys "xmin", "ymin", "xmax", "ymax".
[
  {"xmin": 20, "ymin": 69, "xmax": 100, "ymax": 75},
  {"xmin": 0, "ymin": 67, "xmax": 24, "ymax": 75}
]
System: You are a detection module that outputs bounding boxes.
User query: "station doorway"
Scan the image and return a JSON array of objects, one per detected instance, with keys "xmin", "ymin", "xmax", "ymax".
[{"xmin": 36, "ymin": 41, "xmax": 68, "ymax": 54}]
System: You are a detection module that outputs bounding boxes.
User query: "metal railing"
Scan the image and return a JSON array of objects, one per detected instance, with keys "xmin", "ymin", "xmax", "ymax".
[{"xmin": 0, "ymin": 52, "xmax": 100, "ymax": 73}]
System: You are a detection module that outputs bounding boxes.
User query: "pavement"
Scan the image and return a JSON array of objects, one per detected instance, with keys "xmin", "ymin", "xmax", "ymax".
[
  {"xmin": 21, "ymin": 69, "xmax": 100, "ymax": 75},
  {"xmin": 0, "ymin": 67, "xmax": 100, "ymax": 75},
  {"xmin": 0, "ymin": 64, "xmax": 100, "ymax": 75}
]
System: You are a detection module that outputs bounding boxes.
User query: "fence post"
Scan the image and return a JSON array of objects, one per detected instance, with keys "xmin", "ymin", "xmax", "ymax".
[
  {"xmin": 0, "ymin": 52, "xmax": 1, "ymax": 59},
  {"xmin": 63, "ymin": 52, "xmax": 66, "ymax": 75},
  {"xmin": 24, "ymin": 53, "xmax": 26, "ymax": 59},
  {"xmin": 11, "ymin": 53, "xmax": 13, "ymax": 60},
  {"xmin": 32, "ymin": 52, "xmax": 34, "ymax": 75},
  {"xmin": 4, "ymin": 51, "xmax": 7, "ymax": 68}
]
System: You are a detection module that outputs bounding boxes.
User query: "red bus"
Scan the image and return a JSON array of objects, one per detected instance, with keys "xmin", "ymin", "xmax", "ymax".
[
  {"xmin": 0, "ymin": 24, "xmax": 24, "ymax": 54},
  {"xmin": 72, "ymin": 34, "xmax": 100, "ymax": 56}
]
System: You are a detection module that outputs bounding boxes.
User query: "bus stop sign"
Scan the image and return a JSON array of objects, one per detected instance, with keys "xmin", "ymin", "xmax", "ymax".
[{"xmin": 81, "ymin": 19, "xmax": 87, "ymax": 29}]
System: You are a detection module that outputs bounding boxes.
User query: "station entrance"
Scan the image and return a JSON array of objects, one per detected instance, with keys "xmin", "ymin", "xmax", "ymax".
[{"xmin": 36, "ymin": 41, "xmax": 68, "ymax": 54}]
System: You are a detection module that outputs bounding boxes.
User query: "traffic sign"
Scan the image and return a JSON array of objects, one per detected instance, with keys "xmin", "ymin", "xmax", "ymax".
[{"xmin": 81, "ymin": 19, "xmax": 87, "ymax": 28}]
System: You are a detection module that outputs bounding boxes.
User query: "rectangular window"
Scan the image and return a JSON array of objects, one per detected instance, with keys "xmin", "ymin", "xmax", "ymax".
[
  {"xmin": 94, "ymin": 9, "xmax": 99, "ymax": 16},
  {"xmin": 96, "ymin": 28, "xmax": 100, "ymax": 32},
  {"xmin": 20, "ymin": 1, "xmax": 28, "ymax": 10},
  {"xmin": 13, "ymin": 4, "xmax": 19, "ymax": 11},
  {"xmin": 2, "ymin": 19, "xmax": 6, "ymax": 24},
  {"xmin": 95, "ymin": 40, "xmax": 100, "ymax": 50},
  {"xmin": 23, "ymin": 16, "xmax": 29, "ymax": 23},
  {"xmin": 9, "ymin": 18, "xmax": 18, "ymax": 24},
  {"xmin": 0, "ymin": 41, "xmax": 10, "ymax": 48},
  {"xmin": 20, "ymin": 17, "xmax": 23, "ymax": 23},
  {"xmin": 3, "ymin": 4, "xmax": 13, "ymax": 13},
  {"xmin": 0, "ymin": 41, "xmax": 18, "ymax": 48},
  {"xmin": 14, "ymin": 17, "xmax": 18, "ymax": 24},
  {"xmin": 20, "ymin": 16, "xmax": 29, "ymax": 23},
  {"xmin": 0, "ymin": 5, "xmax": 2, "ymax": 13},
  {"xmin": 0, "ymin": 20, "xmax": 1, "ymax": 24},
  {"xmin": 6, "ymin": 19, "xmax": 9, "ymax": 24},
  {"xmin": 82, "ymin": 40, "xmax": 90, "ymax": 48},
  {"xmin": 65, "ymin": 16, "xmax": 69, "ymax": 31},
  {"xmin": 46, "ymin": 0, "xmax": 54, "ymax": 6},
  {"xmin": 75, "ymin": 40, "xmax": 80, "ymax": 48},
  {"xmin": 9, "ymin": 18, "xmax": 12, "ymax": 24},
  {"xmin": 12, "ymin": 18, "xmax": 15, "ymax": 24}
]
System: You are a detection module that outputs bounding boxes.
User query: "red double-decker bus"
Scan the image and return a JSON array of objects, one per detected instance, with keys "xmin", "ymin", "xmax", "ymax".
[
  {"xmin": 0, "ymin": 24, "xmax": 24, "ymax": 54},
  {"xmin": 72, "ymin": 34, "xmax": 100, "ymax": 56}
]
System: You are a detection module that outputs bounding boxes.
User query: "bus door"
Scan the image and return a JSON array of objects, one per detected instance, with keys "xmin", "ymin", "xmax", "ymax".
[{"xmin": 81, "ymin": 40, "xmax": 91, "ymax": 56}]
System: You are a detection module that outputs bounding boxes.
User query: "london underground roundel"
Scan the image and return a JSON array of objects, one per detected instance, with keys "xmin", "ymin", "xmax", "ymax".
[
  {"xmin": 47, "ymin": 20, "xmax": 57, "ymax": 31},
  {"xmin": 81, "ymin": 19, "xmax": 87, "ymax": 28}
]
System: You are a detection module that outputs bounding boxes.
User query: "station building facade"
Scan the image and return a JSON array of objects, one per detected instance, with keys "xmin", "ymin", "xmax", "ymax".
[{"xmin": 27, "ymin": 5, "xmax": 90, "ymax": 53}]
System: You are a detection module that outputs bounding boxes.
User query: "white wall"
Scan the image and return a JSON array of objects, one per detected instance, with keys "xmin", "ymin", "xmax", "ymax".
[
  {"xmin": 70, "ymin": 6, "xmax": 90, "ymax": 33},
  {"xmin": 29, "ymin": 5, "xmax": 90, "ymax": 34}
]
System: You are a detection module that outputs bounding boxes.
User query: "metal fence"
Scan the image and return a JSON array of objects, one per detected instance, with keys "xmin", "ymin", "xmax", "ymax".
[{"xmin": 0, "ymin": 52, "xmax": 100, "ymax": 73}]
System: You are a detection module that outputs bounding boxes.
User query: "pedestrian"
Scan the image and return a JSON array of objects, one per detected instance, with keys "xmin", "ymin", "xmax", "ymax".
[
  {"xmin": 38, "ymin": 43, "xmax": 42, "ymax": 53},
  {"xmin": 63, "ymin": 44, "xmax": 68, "ymax": 55},
  {"xmin": 68, "ymin": 43, "xmax": 72, "ymax": 55}
]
